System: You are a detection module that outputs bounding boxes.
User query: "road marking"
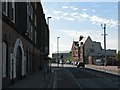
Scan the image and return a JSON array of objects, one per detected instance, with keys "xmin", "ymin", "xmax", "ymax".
[
  {"xmin": 67, "ymin": 68, "xmax": 83, "ymax": 89},
  {"xmin": 52, "ymin": 71, "xmax": 57, "ymax": 88}
]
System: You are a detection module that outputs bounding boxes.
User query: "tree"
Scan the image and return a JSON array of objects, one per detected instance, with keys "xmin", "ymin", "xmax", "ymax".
[{"xmin": 115, "ymin": 51, "xmax": 120, "ymax": 61}]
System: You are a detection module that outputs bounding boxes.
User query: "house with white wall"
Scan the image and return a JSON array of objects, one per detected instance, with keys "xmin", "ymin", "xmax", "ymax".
[{"xmin": 79, "ymin": 36, "xmax": 116, "ymax": 64}]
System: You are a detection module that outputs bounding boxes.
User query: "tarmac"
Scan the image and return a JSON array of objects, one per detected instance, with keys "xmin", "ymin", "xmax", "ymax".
[{"xmin": 7, "ymin": 63, "xmax": 120, "ymax": 89}]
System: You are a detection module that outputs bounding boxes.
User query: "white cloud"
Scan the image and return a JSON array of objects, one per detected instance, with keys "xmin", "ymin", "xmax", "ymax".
[
  {"xmin": 43, "ymin": 9, "xmax": 48, "ymax": 14},
  {"xmin": 82, "ymin": 9, "xmax": 88, "ymax": 11},
  {"xmin": 89, "ymin": 15, "xmax": 118, "ymax": 27},
  {"xmin": 80, "ymin": 13, "xmax": 89, "ymax": 18},
  {"xmin": 63, "ymin": 13, "xmax": 69, "ymax": 16},
  {"xmin": 62, "ymin": 6, "xmax": 69, "ymax": 9},
  {"xmin": 70, "ymin": 13, "xmax": 78, "ymax": 16},
  {"xmin": 62, "ymin": 5, "xmax": 79, "ymax": 10},
  {"xmin": 61, "ymin": 29, "xmax": 92, "ymax": 38},
  {"xmin": 65, "ymin": 17, "xmax": 75, "ymax": 21},
  {"xmin": 53, "ymin": 16, "xmax": 61, "ymax": 20},
  {"xmin": 73, "ymin": 7, "xmax": 79, "ymax": 10},
  {"xmin": 53, "ymin": 10, "xmax": 63, "ymax": 14},
  {"xmin": 47, "ymin": 9, "xmax": 117, "ymax": 28}
]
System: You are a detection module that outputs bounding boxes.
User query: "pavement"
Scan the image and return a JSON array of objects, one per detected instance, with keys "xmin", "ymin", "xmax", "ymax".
[
  {"xmin": 8, "ymin": 70, "xmax": 53, "ymax": 88},
  {"xmin": 85, "ymin": 64, "xmax": 120, "ymax": 76}
]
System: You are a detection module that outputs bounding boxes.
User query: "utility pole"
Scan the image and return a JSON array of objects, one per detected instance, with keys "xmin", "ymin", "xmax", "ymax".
[{"xmin": 101, "ymin": 24, "xmax": 107, "ymax": 66}]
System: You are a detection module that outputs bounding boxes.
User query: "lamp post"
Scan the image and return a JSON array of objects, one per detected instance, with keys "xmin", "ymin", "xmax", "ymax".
[
  {"xmin": 57, "ymin": 37, "xmax": 60, "ymax": 67},
  {"xmin": 101, "ymin": 24, "xmax": 107, "ymax": 66},
  {"xmin": 47, "ymin": 17, "xmax": 52, "ymax": 28},
  {"xmin": 47, "ymin": 16, "xmax": 52, "ymax": 72}
]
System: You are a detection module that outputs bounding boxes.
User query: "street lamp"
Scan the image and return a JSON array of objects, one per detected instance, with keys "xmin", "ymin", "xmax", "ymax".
[
  {"xmin": 47, "ymin": 17, "xmax": 52, "ymax": 28},
  {"xmin": 57, "ymin": 37, "xmax": 60, "ymax": 67},
  {"xmin": 47, "ymin": 16, "xmax": 52, "ymax": 72},
  {"xmin": 101, "ymin": 24, "xmax": 107, "ymax": 66}
]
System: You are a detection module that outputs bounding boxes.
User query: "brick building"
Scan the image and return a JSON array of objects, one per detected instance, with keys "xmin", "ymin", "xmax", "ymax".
[
  {"xmin": 71, "ymin": 41, "xmax": 79, "ymax": 61},
  {"xmin": 2, "ymin": 1, "xmax": 49, "ymax": 88}
]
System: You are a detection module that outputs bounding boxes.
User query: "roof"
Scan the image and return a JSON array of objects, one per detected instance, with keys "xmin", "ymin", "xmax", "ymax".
[
  {"xmin": 73, "ymin": 41, "xmax": 79, "ymax": 46},
  {"xmin": 80, "ymin": 36, "xmax": 89, "ymax": 44}
]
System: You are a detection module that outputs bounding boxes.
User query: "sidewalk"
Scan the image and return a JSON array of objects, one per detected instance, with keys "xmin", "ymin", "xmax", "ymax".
[
  {"xmin": 7, "ymin": 63, "xmax": 63, "ymax": 88},
  {"xmin": 86, "ymin": 64, "xmax": 120, "ymax": 76},
  {"xmin": 8, "ymin": 70, "xmax": 52, "ymax": 88}
]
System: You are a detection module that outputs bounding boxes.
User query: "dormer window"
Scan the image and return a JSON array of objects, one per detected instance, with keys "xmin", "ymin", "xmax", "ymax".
[{"xmin": 81, "ymin": 42, "xmax": 83, "ymax": 45}]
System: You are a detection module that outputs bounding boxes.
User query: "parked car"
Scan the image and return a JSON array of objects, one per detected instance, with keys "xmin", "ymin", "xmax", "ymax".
[
  {"xmin": 95, "ymin": 59, "xmax": 103, "ymax": 66},
  {"xmin": 77, "ymin": 61, "xmax": 85, "ymax": 68}
]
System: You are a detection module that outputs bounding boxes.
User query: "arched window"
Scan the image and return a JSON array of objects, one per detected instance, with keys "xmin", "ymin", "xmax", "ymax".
[{"xmin": 2, "ymin": 42, "xmax": 8, "ymax": 77}]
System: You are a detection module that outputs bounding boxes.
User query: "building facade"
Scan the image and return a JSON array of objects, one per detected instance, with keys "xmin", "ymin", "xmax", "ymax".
[
  {"xmin": 52, "ymin": 51, "xmax": 71, "ymax": 63},
  {"xmin": 71, "ymin": 41, "xmax": 79, "ymax": 61},
  {"xmin": 2, "ymin": 1, "xmax": 49, "ymax": 88}
]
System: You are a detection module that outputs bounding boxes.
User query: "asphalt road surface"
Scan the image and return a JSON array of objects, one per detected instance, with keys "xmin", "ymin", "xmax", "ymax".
[{"xmin": 53, "ymin": 66, "xmax": 120, "ymax": 89}]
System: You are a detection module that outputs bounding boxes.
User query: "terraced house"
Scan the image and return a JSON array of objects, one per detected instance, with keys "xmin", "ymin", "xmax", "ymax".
[{"xmin": 2, "ymin": 1, "xmax": 49, "ymax": 88}]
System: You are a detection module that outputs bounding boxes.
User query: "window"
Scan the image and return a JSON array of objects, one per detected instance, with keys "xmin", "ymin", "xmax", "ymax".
[
  {"xmin": 35, "ymin": 3, "xmax": 37, "ymax": 9},
  {"xmin": 35, "ymin": 14, "xmax": 36, "ymax": 26},
  {"xmin": 89, "ymin": 49, "xmax": 94, "ymax": 53},
  {"xmin": 2, "ymin": 42, "xmax": 8, "ymax": 77},
  {"xmin": 11, "ymin": 1, "xmax": 15, "ymax": 23},
  {"xmin": 31, "ymin": 26, "xmax": 33, "ymax": 40},
  {"xmin": 28, "ymin": 22, "xmax": 31, "ymax": 39},
  {"xmin": 35, "ymin": 31, "xmax": 37, "ymax": 44},
  {"xmin": 27, "ymin": 4, "xmax": 30, "ymax": 17},
  {"xmin": 31, "ymin": 6, "xmax": 33, "ymax": 20},
  {"xmin": 2, "ymin": 0, "xmax": 8, "ymax": 16}
]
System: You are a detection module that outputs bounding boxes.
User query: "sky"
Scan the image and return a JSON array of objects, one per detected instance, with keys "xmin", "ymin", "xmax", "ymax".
[{"xmin": 41, "ymin": 1, "xmax": 118, "ymax": 57}]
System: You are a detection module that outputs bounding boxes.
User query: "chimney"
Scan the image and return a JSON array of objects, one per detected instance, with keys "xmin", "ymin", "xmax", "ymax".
[{"xmin": 79, "ymin": 35, "xmax": 84, "ymax": 41}]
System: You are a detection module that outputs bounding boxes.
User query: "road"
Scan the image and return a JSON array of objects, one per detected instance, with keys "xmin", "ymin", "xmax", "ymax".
[{"xmin": 52, "ymin": 64, "xmax": 120, "ymax": 89}]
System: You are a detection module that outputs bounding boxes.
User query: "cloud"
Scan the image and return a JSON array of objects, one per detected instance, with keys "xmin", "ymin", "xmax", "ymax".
[
  {"xmin": 61, "ymin": 29, "xmax": 92, "ymax": 38},
  {"xmin": 65, "ymin": 17, "xmax": 75, "ymax": 21},
  {"xmin": 73, "ymin": 7, "xmax": 79, "ymax": 10},
  {"xmin": 43, "ymin": 9, "xmax": 48, "ymax": 14},
  {"xmin": 62, "ymin": 6, "xmax": 68, "ymax": 9},
  {"xmin": 46, "ymin": 9, "xmax": 117, "ymax": 28},
  {"xmin": 70, "ymin": 13, "xmax": 78, "ymax": 16},
  {"xmin": 70, "ymin": 6, "xmax": 79, "ymax": 10},
  {"xmin": 89, "ymin": 15, "xmax": 118, "ymax": 27},
  {"xmin": 53, "ymin": 10, "xmax": 63, "ymax": 14},
  {"xmin": 53, "ymin": 16, "xmax": 61, "ymax": 20},
  {"xmin": 82, "ymin": 9, "xmax": 88, "ymax": 11},
  {"xmin": 63, "ymin": 12, "xmax": 69, "ymax": 16},
  {"xmin": 62, "ymin": 5, "xmax": 79, "ymax": 10},
  {"xmin": 80, "ymin": 13, "xmax": 89, "ymax": 18}
]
